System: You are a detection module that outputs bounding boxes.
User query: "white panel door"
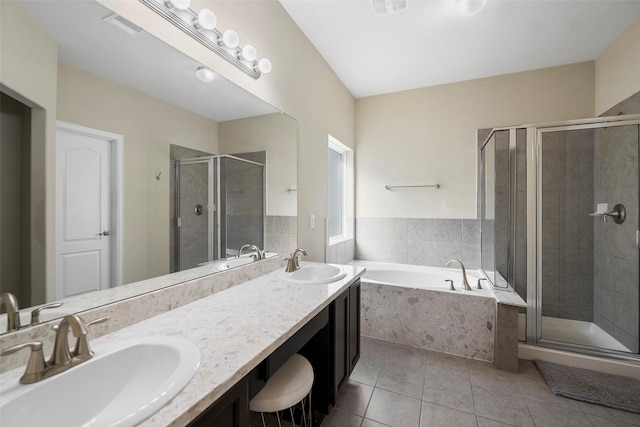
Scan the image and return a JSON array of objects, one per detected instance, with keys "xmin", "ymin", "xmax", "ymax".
[{"xmin": 56, "ymin": 129, "xmax": 111, "ymax": 299}]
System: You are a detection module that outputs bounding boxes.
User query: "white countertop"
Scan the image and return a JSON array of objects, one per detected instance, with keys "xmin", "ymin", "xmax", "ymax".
[{"xmin": 0, "ymin": 263, "xmax": 365, "ymax": 426}]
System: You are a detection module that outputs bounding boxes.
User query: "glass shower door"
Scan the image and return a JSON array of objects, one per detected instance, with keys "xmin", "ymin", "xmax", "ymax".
[
  {"xmin": 219, "ymin": 156, "xmax": 264, "ymax": 258},
  {"xmin": 538, "ymin": 123, "xmax": 639, "ymax": 353},
  {"xmin": 176, "ymin": 159, "xmax": 215, "ymax": 271}
]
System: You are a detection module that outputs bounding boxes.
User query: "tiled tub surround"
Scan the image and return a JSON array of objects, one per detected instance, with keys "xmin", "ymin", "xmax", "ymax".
[
  {"xmin": 326, "ymin": 238, "xmax": 356, "ymax": 265},
  {"xmin": 351, "ymin": 260, "xmax": 526, "ymax": 366},
  {"xmin": 355, "ymin": 217, "xmax": 481, "ymax": 269},
  {"xmin": 264, "ymin": 215, "xmax": 298, "ymax": 254},
  {"xmin": 0, "ymin": 263, "xmax": 366, "ymax": 426},
  {"xmin": 0, "ymin": 254, "xmax": 290, "ymax": 372}
]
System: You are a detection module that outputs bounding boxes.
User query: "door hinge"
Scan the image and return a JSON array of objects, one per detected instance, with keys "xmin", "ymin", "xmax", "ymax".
[{"xmin": 177, "ymin": 217, "xmax": 182, "ymax": 227}]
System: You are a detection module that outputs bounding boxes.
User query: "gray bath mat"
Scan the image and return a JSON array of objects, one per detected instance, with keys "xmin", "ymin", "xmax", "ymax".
[{"xmin": 535, "ymin": 359, "xmax": 640, "ymax": 414}]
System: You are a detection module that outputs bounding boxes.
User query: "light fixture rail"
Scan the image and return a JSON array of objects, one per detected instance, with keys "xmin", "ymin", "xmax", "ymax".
[{"xmin": 139, "ymin": 0, "xmax": 267, "ymax": 79}]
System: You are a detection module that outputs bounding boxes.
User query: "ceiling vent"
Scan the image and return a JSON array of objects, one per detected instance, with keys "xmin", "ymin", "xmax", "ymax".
[{"xmin": 102, "ymin": 13, "xmax": 144, "ymax": 37}]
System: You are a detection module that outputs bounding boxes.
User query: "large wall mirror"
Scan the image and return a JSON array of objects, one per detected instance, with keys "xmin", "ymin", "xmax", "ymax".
[{"xmin": 0, "ymin": 0, "xmax": 297, "ymax": 334}]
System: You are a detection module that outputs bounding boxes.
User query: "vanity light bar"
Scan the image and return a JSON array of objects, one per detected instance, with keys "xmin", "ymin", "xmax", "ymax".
[{"xmin": 139, "ymin": 0, "xmax": 265, "ymax": 79}]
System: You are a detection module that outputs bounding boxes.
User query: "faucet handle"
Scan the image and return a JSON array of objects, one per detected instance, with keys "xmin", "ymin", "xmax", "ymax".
[
  {"xmin": 477, "ymin": 278, "xmax": 487, "ymax": 289},
  {"xmin": 445, "ymin": 279, "xmax": 455, "ymax": 291},
  {"xmin": 74, "ymin": 316, "xmax": 110, "ymax": 358},
  {"xmin": 85, "ymin": 316, "xmax": 110, "ymax": 328},
  {"xmin": 0, "ymin": 341, "xmax": 47, "ymax": 384},
  {"xmin": 30, "ymin": 302, "xmax": 63, "ymax": 325}
]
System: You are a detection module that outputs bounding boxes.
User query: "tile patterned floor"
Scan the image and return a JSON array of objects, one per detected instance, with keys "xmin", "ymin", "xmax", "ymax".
[{"xmin": 320, "ymin": 336, "xmax": 640, "ymax": 427}]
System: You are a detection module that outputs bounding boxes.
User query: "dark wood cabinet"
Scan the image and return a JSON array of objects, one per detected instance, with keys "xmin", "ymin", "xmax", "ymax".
[
  {"xmin": 331, "ymin": 279, "xmax": 361, "ymax": 404},
  {"xmin": 348, "ymin": 280, "xmax": 361, "ymax": 372},
  {"xmin": 188, "ymin": 377, "xmax": 248, "ymax": 427}
]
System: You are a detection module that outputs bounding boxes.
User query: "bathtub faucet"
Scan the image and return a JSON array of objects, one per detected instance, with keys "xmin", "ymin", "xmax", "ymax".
[{"xmin": 445, "ymin": 259, "xmax": 472, "ymax": 291}]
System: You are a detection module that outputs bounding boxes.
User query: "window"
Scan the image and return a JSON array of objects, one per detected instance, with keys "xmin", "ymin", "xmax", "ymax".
[{"xmin": 328, "ymin": 135, "xmax": 352, "ymax": 244}]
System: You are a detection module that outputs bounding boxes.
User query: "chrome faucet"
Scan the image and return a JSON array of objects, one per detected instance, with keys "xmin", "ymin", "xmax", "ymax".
[
  {"xmin": 0, "ymin": 315, "xmax": 109, "ymax": 384},
  {"xmin": 1, "ymin": 292, "xmax": 21, "ymax": 331},
  {"xmin": 445, "ymin": 259, "xmax": 472, "ymax": 291},
  {"xmin": 286, "ymin": 248, "xmax": 308, "ymax": 272},
  {"xmin": 238, "ymin": 244, "xmax": 265, "ymax": 261}
]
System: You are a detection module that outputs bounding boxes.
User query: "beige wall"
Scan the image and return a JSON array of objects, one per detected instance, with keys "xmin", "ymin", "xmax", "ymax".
[
  {"xmin": 219, "ymin": 113, "xmax": 297, "ymax": 217},
  {"xmin": 100, "ymin": 0, "xmax": 356, "ymax": 262},
  {"xmin": 0, "ymin": 1, "xmax": 57, "ymax": 301},
  {"xmin": 355, "ymin": 62, "xmax": 595, "ymax": 219},
  {"xmin": 57, "ymin": 62, "xmax": 218, "ymax": 284},
  {"xmin": 595, "ymin": 18, "xmax": 640, "ymax": 115}
]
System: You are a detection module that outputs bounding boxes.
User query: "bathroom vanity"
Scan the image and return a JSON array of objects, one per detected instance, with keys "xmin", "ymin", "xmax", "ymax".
[
  {"xmin": 0, "ymin": 263, "xmax": 364, "ymax": 427},
  {"xmin": 190, "ymin": 278, "xmax": 361, "ymax": 426}
]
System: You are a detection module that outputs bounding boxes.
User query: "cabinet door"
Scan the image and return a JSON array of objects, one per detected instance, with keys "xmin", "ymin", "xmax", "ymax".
[
  {"xmin": 331, "ymin": 288, "xmax": 349, "ymax": 402},
  {"xmin": 188, "ymin": 378, "xmax": 248, "ymax": 427},
  {"xmin": 349, "ymin": 280, "xmax": 361, "ymax": 371}
]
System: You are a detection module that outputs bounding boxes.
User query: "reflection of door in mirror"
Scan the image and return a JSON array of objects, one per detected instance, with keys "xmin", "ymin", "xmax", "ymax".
[{"xmin": 56, "ymin": 124, "xmax": 119, "ymax": 300}]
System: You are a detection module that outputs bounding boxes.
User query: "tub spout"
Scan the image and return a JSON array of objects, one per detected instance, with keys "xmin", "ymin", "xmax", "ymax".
[{"xmin": 445, "ymin": 259, "xmax": 472, "ymax": 291}]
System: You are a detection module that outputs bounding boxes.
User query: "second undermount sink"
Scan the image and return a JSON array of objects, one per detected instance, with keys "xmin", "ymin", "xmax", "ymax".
[
  {"xmin": 282, "ymin": 263, "xmax": 347, "ymax": 284},
  {"xmin": 0, "ymin": 336, "xmax": 200, "ymax": 427}
]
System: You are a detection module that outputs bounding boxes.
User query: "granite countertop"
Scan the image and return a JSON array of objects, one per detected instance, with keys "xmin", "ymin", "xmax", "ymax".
[
  {"xmin": 487, "ymin": 285, "xmax": 527, "ymax": 308},
  {"xmin": 0, "ymin": 262, "xmax": 365, "ymax": 426}
]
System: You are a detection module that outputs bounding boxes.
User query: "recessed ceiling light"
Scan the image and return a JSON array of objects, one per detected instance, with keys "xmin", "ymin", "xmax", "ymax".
[
  {"xmin": 371, "ymin": 0, "xmax": 408, "ymax": 16},
  {"xmin": 455, "ymin": 0, "xmax": 487, "ymax": 17},
  {"xmin": 196, "ymin": 66, "xmax": 215, "ymax": 83}
]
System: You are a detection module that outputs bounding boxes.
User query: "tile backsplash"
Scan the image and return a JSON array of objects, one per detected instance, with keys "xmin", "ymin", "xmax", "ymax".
[{"xmin": 355, "ymin": 217, "xmax": 481, "ymax": 269}]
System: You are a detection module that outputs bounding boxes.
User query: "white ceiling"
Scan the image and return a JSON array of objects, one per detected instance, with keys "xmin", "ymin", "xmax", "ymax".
[
  {"xmin": 279, "ymin": 0, "xmax": 640, "ymax": 98},
  {"xmin": 17, "ymin": 0, "xmax": 278, "ymax": 122}
]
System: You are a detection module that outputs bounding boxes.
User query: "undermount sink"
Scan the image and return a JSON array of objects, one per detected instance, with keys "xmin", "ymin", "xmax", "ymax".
[
  {"xmin": 0, "ymin": 336, "xmax": 200, "ymax": 427},
  {"xmin": 282, "ymin": 263, "xmax": 347, "ymax": 284}
]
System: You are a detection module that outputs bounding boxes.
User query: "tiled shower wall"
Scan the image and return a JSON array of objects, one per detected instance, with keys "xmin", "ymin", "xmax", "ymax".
[
  {"xmin": 354, "ymin": 217, "xmax": 481, "ymax": 269},
  {"xmin": 541, "ymin": 129, "xmax": 595, "ymax": 322},
  {"xmin": 593, "ymin": 125, "xmax": 639, "ymax": 352}
]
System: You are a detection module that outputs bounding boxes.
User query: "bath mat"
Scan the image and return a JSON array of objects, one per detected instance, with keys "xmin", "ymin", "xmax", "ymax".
[{"xmin": 535, "ymin": 359, "xmax": 640, "ymax": 414}]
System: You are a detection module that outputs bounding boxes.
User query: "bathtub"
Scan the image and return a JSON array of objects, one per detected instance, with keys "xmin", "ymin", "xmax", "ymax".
[{"xmin": 349, "ymin": 260, "xmax": 497, "ymax": 361}]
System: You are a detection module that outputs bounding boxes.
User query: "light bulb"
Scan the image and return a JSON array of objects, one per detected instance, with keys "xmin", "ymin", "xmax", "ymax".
[
  {"xmin": 455, "ymin": 0, "xmax": 487, "ymax": 17},
  {"xmin": 221, "ymin": 29, "xmax": 239, "ymax": 48},
  {"xmin": 196, "ymin": 66, "xmax": 215, "ymax": 83},
  {"xmin": 257, "ymin": 58, "xmax": 272, "ymax": 74},
  {"xmin": 194, "ymin": 8, "xmax": 217, "ymax": 30},
  {"xmin": 165, "ymin": 0, "xmax": 191, "ymax": 11},
  {"xmin": 239, "ymin": 45, "xmax": 257, "ymax": 61}
]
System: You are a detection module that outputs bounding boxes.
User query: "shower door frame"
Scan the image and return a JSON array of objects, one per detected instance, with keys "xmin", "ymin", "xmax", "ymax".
[
  {"xmin": 175, "ymin": 154, "xmax": 266, "ymax": 270},
  {"xmin": 529, "ymin": 115, "xmax": 640, "ymax": 361}
]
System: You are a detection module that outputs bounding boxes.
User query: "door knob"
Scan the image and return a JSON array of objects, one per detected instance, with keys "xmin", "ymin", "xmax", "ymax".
[{"xmin": 98, "ymin": 230, "xmax": 111, "ymax": 236}]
